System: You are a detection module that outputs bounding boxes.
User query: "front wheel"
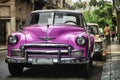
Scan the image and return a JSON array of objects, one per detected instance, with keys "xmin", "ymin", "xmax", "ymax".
[
  {"xmin": 8, "ymin": 63, "xmax": 24, "ymax": 76},
  {"xmin": 83, "ymin": 58, "xmax": 93, "ymax": 76}
]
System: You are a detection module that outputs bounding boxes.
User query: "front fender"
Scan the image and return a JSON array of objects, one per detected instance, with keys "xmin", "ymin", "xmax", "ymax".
[
  {"xmin": 8, "ymin": 32, "xmax": 26, "ymax": 56},
  {"xmin": 67, "ymin": 33, "xmax": 90, "ymax": 57}
]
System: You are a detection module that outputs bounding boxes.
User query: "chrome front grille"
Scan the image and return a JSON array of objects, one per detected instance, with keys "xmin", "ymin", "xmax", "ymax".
[{"xmin": 20, "ymin": 43, "xmax": 73, "ymax": 63}]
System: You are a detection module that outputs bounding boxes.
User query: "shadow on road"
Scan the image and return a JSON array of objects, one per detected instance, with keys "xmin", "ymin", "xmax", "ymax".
[{"xmin": 7, "ymin": 63, "xmax": 103, "ymax": 80}]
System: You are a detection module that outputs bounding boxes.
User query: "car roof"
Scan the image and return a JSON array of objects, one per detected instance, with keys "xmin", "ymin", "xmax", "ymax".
[
  {"xmin": 87, "ymin": 23, "xmax": 99, "ymax": 26},
  {"xmin": 31, "ymin": 9, "xmax": 82, "ymax": 14}
]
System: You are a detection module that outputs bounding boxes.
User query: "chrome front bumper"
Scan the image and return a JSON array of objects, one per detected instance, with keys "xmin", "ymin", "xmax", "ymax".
[{"xmin": 5, "ymin": 57, "xmax": 90, "ymax": 65}]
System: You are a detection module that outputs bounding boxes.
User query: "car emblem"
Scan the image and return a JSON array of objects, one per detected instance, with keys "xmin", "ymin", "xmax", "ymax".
[{"xmin": 39, "ymin": 37, "xmax": 55, "ymax": 41}]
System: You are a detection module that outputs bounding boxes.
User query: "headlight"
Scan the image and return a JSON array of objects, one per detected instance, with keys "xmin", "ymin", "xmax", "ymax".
[
  {"xmin": 8, "ymin": 35, "xmax": 18, "ymax": 45},
  {"xmin": 76, "ymin": 36, "xmax": 86, "ymax": 46}
]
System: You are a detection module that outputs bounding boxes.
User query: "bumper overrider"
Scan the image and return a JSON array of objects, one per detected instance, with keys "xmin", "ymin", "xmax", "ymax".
[
  {"xmin": 93, "ymin": 43, "xmax": 103, "ymax": 60},
  {"xmin": 5, "ymin": 43, "xmax": 90, "ymax": 65},
  {"xmin": 94, "ymin": 48, "xmax": 103, "ymax": 54},
  {"xmin": 94, "ymin": 43, "xmax": 103, "ymax": 55}
]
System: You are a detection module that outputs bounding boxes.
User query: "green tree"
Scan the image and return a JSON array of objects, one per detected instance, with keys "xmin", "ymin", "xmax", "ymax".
[
  {"xmin": 72, "ymin": 2, "xmax": 83, "ymax": 9},
  {"xmin": 72, "ymin": 0, "xmax": 113, "ymax": 28},
  {"xmin": 89, "ymin": 0, "xmax": 97, "ymax": 7},
  {"xmin": 72, "ymin": 0, "xmax": 87, "ymax": 10},
  {"xmin": 83, "ymin": 2, "xmax": 113, "ymax": 29}
]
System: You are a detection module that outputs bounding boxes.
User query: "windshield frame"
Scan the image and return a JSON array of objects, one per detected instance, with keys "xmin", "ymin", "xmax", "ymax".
[{"xmin": 25, "ymin": 11, "xmax": 86, "ymax": 28}]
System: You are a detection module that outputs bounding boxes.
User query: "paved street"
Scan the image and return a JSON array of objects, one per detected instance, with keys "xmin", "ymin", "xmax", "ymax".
[
  {"xmin": 0, "ymin": 50, "xmax": 104, "ymax": 80},
  {"xmin": 101, "ymin": 43, "xmax": 120, "ymax": 80}
]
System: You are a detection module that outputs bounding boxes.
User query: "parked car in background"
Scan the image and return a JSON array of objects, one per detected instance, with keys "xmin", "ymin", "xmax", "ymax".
[
  {"xmin": 87, "ymin": 23, "xmax": 103, "ymax": 61},
  {"xmin": 5, "ymin": 10, "xmax": 95, "ymax": 76}
]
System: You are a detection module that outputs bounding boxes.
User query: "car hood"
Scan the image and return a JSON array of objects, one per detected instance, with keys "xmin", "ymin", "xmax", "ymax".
[
  {"xmin": 94, "ymin": 34, "xmax": 102, "ymax": 42},
  {"xmin": 23, "ymin": 24, "xmax": 86, "ymax": 43}
]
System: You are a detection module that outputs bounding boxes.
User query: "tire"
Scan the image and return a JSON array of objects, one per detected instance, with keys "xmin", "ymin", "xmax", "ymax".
[
  {"xmin": 83, "ymin": 49, "xmax": 93, "ymax": 76},
  {"xmin": 8, "ymin": 63, "xmax": 24, "ymax": 76},
  {"xmin": 93, "ymin": 52, "xmax": 103, "ymax": 61},
  {"xmin": 83, "ymin": 58, "xmax": 93, "ymax": 76}
]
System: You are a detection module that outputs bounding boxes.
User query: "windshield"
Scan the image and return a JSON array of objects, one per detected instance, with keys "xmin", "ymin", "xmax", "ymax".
[
  {"xmin": 27, "ymin": 12, "xmax": 84, "ymax": 27},
  {"xmin": 88, "ymin": 25, "xmax": 99, "ymax": 34}
]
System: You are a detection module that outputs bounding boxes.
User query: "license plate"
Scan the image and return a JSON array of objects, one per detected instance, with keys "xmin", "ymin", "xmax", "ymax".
[{"xmin": 32, "ymin": 58, "xmax": 53, "ymax": 64}]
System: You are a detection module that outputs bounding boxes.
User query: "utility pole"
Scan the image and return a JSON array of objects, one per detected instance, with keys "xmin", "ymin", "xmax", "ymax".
[{"xmin": 115, "ymin": 0, "xmax": 120, "ymax": 44}]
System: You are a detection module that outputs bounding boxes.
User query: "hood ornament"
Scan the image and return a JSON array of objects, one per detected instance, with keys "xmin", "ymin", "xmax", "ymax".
[{"xmin": 39, "ymin": 24, "xmax": 55, "ymax": 41}]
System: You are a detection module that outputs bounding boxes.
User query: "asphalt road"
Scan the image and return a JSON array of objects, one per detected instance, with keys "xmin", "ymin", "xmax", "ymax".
[{"xmin": 0, "ymin": 50, "xmax": 104, "ymax": 80}]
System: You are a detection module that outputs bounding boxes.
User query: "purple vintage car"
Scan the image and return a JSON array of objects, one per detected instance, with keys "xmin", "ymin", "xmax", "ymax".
[{"xmin": 5, "ymin": 10, "xmax": 95, "ymax": 76}]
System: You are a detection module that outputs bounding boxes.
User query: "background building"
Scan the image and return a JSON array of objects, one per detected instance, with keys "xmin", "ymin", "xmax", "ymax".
[{"xmin": 0, "ymin": 0, "xmax": 72, "ymax": 46}]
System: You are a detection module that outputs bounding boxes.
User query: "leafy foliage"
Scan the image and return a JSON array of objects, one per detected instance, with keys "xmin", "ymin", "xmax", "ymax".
[
  {"xmin": 72, "ymin": 1, "xmax": 114, "ymax": 29},
  {"xmin": 89, "ymin": 0, "xmax": 97, "ymax": 7},
  {"xmin": 72, "ymin": 1, "xmax": 87, "ymax": 10},
  {"xmin": 83, "ymin": 2, "xmax": 113, "ymax": 29}
]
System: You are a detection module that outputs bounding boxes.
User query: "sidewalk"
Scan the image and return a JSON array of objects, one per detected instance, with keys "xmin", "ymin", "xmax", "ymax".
[
  {"xmin": 101, "ymin": 40, "xmax": 120, "ymax": 80},
  {"xmin": 0, "ymin": 45, "xmax": 7, "ymax": 51}
]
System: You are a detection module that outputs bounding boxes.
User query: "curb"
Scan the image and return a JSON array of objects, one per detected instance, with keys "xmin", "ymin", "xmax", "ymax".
[{"xmin": 0, "ymin": 48, "xmax": 7, "ymax": 51}]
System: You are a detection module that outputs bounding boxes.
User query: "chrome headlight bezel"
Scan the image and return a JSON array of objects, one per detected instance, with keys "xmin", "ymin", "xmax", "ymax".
[
  {"xmin": 76, "ymin": 36, "xmax": 86, "ymax": 46},
  {"xmin": 8, "ymin": 35, "xmax": 18, "ymax": 45}
]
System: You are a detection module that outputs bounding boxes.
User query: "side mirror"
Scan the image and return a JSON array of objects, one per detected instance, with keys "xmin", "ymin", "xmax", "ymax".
[{"xmin": 19, "ymin": 24, "xmax": 24, "ymax": 29}]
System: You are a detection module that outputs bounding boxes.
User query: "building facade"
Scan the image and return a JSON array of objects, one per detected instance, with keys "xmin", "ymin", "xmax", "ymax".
[
  {"xmin": 0, "ymin": 0, "xmax": 33, "ymax": 46},
  {"xmin": 0, "ymin": 0, "xmax": 72, "ymax": 46}
]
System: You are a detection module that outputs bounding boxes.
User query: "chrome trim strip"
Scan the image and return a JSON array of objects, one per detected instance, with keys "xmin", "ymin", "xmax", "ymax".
[
  {"xmin": 26, "ymin": 50, "xmax": 68, "ymax": 54},
  {"xmin": 11, "ymin": 49, "xmax": 21, "ymax": 51},
  {"xmin": 21, "ymin": 43, "xmax": 73, "ymax": 49},
  {"xmin": 11, "ymin": 49, "xmax": 82, "ymax": 54}
]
